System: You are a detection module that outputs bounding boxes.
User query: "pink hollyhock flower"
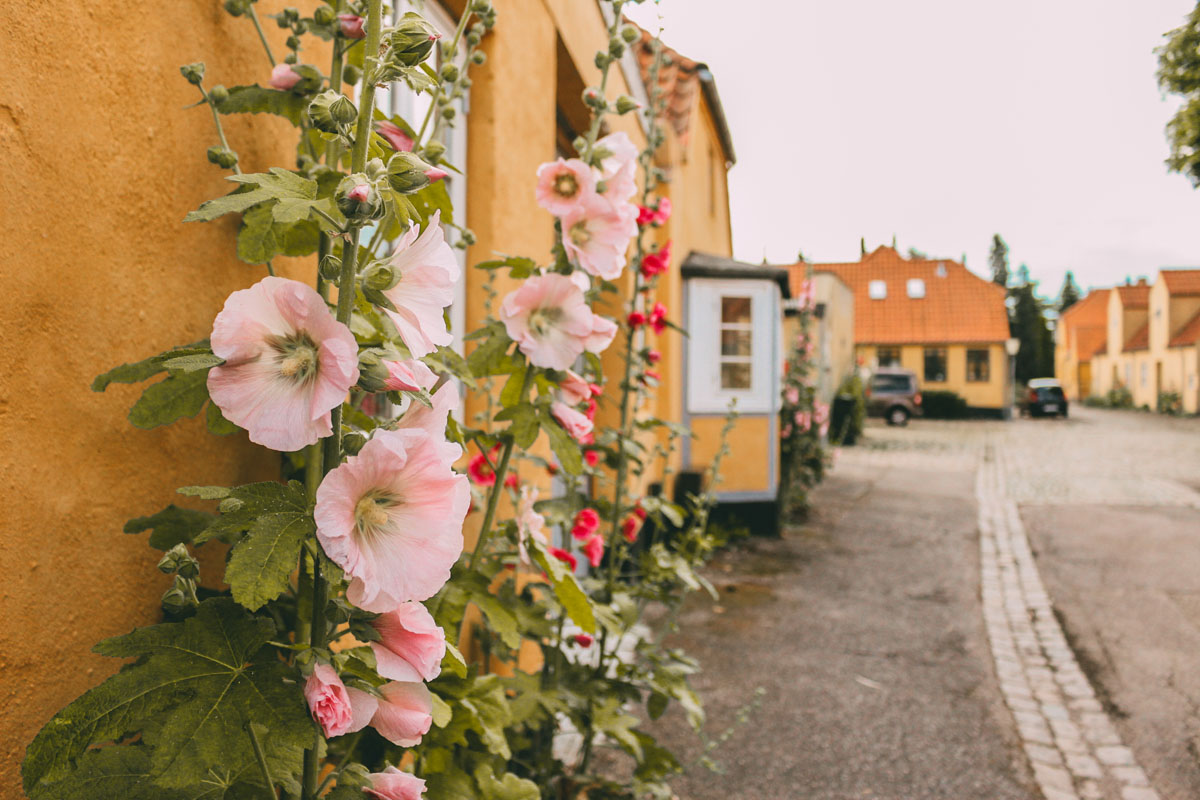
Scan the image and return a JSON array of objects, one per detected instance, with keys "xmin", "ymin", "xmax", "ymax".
[
  {"xmin": 561, "ymin": 196, "xmax": 637, "ymax": 280},
  {"xmin": 305, "ymin": 663, "xmax": 356, "ymax": 738},
  {"xmin": 649, "ymin": 302, "xmax": 668, "ymax": 334},
  {"xmin": 499, "ymin": 273, "xmax": 617, "ymax": 370},
  {"xmin": 269, "ymin": 63, "xmax": 302, "ymax": 90},
  {"xmin": 208, "ymin": 276, "xmax": 359, "ymax": 452},
  {"xmin": 348, "ymin": 182, "xmax": 371, "ymax": 203},
  {"xmin": 595, "ymin": 131, "xmax": 639, "ymax": 202},
  {"xmin": 535, "ymin": 158, "xmax": 597, "ymax": 217},
  {"xmin": 640, "ymin": 241, "xmax": 672, "ymax": 279},
  {"xmin": 571, "ymin": 508, "xmax": 600, "ymax": 540},
  {"xmin": 584, "ymin": 397, "xmax": 597, "ymax": 420},
  {"xmin": 338, "ymin": 13, "xmax": 366, "ymax": 38},
  {"xmin": 781, "ymin": 424, "xmax": 792, "ymax": 438},
  {"xmin": 636, "ymin": 205, "xmax": 655, "ymax": 227},
  {"xmin": 584, "ymin": 450, "xmax": 600, "ymax": 467},
  {"xmin": 370, "ymin": 601, "xmax": 446, "ymax": 682},
  {"xmin": 549, "ymin": 547, "xmax": 577, "ymax": 571},
  {"xmin": 392, "ymin": 382, "xmax": 456, "ymax": 443},
  {"xmin": 551, "ymin": 401, "xmax": 593, "ymax": 442},
  {"xmin": 643, "ymin": 369, "xmax": 660, "ymax": 383},
  {"xmin": 380, "ymin": 213, "xmax": 460, "ymax": 358},
  {"xmin": 383, "ymin": 358, "xmax": 437, "ymax": 392},
  {"xmin": 375, "ymin": 120, "xmax": 414, "ymax": 152},
  {"xmin": 794, "ymin": 411, "xmax": 812, "ymax": 432},
  {"xmin": 651, "ymin": 197, "xmax": 673, "ymax": 225},
  {"xmin": 516, "ymin": 486, "xmax": 547, "ymax": 564},
  {"xmin": 574, "ymin": 633, "xmax": 594, "ymax": 647},
  {"xmin": 364, "ymin": 681, "xmax": 433, "ymax": 746},
  {"xmin": 633, "ymin": 505, "xmax": 646, "ymax": 521},
  {"xmin": 785, "ymin": 387, "xmax": 800, "ymax": 405},
  {"xmin": 621, "ymin": 515, "xmax": 640, "ymax": 543},
  {"xmin": 365, "ymin": 766, "xmax": 426, "ymax": 800},
  {"xmin": 559, "ymin": 369, "xmax": 592, "ymax": 405},
  {"xmin": 315, "ymin": 427, "xmax": 468, "ymax": 612},
  {"xmin": 426, "ymin": 166, "xmax": 449, "ymax": 182},
  {"xmin": 582, "ymin": 534, "xmax": 604, "ymax": 568}
]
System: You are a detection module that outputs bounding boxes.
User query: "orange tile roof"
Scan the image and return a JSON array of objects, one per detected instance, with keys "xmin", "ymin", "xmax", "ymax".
[
  {"xmin": 785, "ymin": 246, "xmax": 1010, "ymax": 345},
  {"xmin": 1160, "ymin": 269, "xmax": 1200, "ymax": 296},
  {"xmin": 1116, "ymin": 281, "xmax": 1150, "ymax": 309},
  {"xmin": 1075, "ymin": 325, "xmax": 1109, "ymax": 360},
  {"xmin": 1123, "ymin": 321, "xmax": 1149, "ymax": 352},
  {"xmin": 1169, "ymin": 308, "xmax": 1200, "ymax": 347},
  {"xmin": 1059, "ymin": 289, "xmax": 1110, "ymax": 361}
]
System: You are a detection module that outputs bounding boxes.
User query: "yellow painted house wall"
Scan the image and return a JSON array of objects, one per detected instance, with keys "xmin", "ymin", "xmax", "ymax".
[
  {"xmin": 859, "ymin": 343, "xmax": 1008, "ymax": 409},
  {"xmin": 781, "ymin": 273, "xmax": 856, "ymax": 405},
  {"xmin": 689, "ymin": 416, "xmax": 770, "ymax": 493}
]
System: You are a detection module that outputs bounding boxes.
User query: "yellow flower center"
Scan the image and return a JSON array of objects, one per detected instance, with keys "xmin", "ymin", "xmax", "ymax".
[
  {"xmin": 569, "ymin": 221, "xmax": 591, "ymax": 247},
  {"xmin": 553, "ymin": 172, "xmax": 579, "ymax": 198},
  {"xmin": 528, "ymin": 307, "xmax": 563, "ymax": 336},
  {"xmin": 354, "ymin": 492, "xmax": 397, "ymax": 541},
  {"xmin": 270, "ymin": 334, "xmax": 319, "ymax": 384}
]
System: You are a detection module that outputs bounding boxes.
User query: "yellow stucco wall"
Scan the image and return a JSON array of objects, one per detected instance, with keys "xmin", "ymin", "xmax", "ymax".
[
  {"xmin": 689, "ymin": 415, "xmax": 771, "ymax": 493},
  {"xmin": 859, "ymin": 343, "xmax": 1008, "ymax": 409},
  {"xmin": 0, "ymin": 1, "xmax": 314, "ymax": 792},
  {"xmin": 782, "ymin": 273, "xmax": 856, "ymax": 405}
]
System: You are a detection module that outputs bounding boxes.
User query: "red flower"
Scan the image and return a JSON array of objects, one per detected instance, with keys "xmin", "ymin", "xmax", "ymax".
[
  {"xmin": 646, "ymin": 349, "xmax": 661, "ymax": 364},
  {"xmin": 636, "ymin": 205, "xmax": 656, "ymax": 226},
  {"xmin": 589, "ymin": 382, "xmax": 603, "ymax": 396},
  {"xmin": 620, "ymin": 515, "xmax": 640, "ymax": 543},
  {"xmin": 582, "ymin": 534, "xmax": 604, "ymax": 567},
  {"xmin": 649, "ymin": 302, "xmax": 668, "ymax": 334},
  {"xmin": 585, "ymin": 450, "xmax": 600, "ymax": 467},
  {"xmin": 467, "ymin": 452, "xmax": 496, "ymax": 486},
  {"xmin": 643, "ymin": 369, "xmax": 660, "ymax": 382},
  {"xmin": 549, "ymin": 547, "xmax": 577, "ymax": 571},
  {"xmin": 571, "ymin": 508, "xmax": 601, "ymax": 540},
  {"xmin": 504, "ymin": 473, "xmax": 519, "ymax": 489},
  {"xmin": 636, "ymin": 197, "xmax": 672, "ymax": 227},
  {"xmin": 633, "ymin": 504, "xmax": 647, "ymax": 520},
  {"xmin": 640, "ymin": 241, "xmax": 672, "ymax": 279},
  {"xmin": 574, "ymin": 633, "xmax": 594, "ymax": 647},
  {"xmin": 585, "ymin": 397, "xmax": 598, "ymax": 420},
  {"xmin": 546, "ymin": 463, "xmax": 559, "ymax": 476},
  {"xmin": 627, "ymin": 310, "xmax": 646, "ymax": 328}
]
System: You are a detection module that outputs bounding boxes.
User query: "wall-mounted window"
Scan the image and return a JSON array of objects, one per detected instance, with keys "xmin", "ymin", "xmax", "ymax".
[
  {"xmin": 923, "ymin": 347, "xmax": 947, "ymax": 383},
  {"xmin": 868, "ymin": 280, "xmax": 887, "ymax": 299},
  {"xmin": 966, "ymin": 348, "xmax": 990, "ymax": 382},
  {"xmin": 687, "ymin": 279, "xmax": 780, "ymax": 414},
  {"xmin": 877, "ymin": 346, "xmax": 901, "ymax": 367},
  {"xmin": 906, "ymin": 279, "xmax": 925, "ymax": 298}
]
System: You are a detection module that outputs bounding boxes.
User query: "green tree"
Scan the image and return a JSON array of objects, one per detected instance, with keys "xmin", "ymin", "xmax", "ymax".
[
  {"xmin": 1158, "ymin": 6, "xmax": 1200, "ymax": 183},
  {"xmin": 1058, "ymin": 270, "xmax": 1082, "ymax": 312},
  {"xmin": 989, "ymin": 234, "xmax": 1010, "ymax": 287},
  {"xmin": 1009, "ymin": 265, "xmax": 1055, "ymax": 382}
]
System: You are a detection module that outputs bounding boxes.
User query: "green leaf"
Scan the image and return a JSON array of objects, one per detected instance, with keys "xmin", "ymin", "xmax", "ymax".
[
  {"xmin": 497, "ymin": 403, "xmax": 539, "ymax": 450},
  {"xmin": 185, "ymin": 169, "xmax": 316, "ymax": 223},
  {"xmin": 91, "ymin": 341, "xmax": 211, "ymax": 392},
  {"xmin": 647, "ymin": 691, "xmax": 669, "ymax": 720},
  {"xmin": 531, "ymin": 545, "xmax": 595, "ymax": 633},
  {"xmin": 499, "ymin": 362, "xmax": 528, "ymax": 406},
  {"xmin": 466, "ymin": 327, "xmax": 512, "ymax": 376},
  {"xmin": 442, "ymin": 641, "xmax": 468, "ymax": 678},
  {"xmin": 408, "ymin": 180, "xmax": 453, "ymax": 227},
  {"xmin": 425, "ymin": 346, "xmax": 471, "ymax": 381},
  {"xmin": 22, "ymin": 599, "xmax": 312, "ymax": 793},
  {"xmin": 223, "ymin": 482, "xmax": 314, "ymax": 611},
  {"xmin": 28, "ymin": 747, "xmax": 187, "ymax": 800},
  {"xmin": 238, "ymin": 202, "xmax": 318, "ymax": 263},
  {"xmin": 206, "ymin": 401, "xmax": 240, "ymax": 436},
  {"xmin": 541, "ymin": 411, "xmax": 584, "ymax": 475},
  {"xmin": 177, "ymin": 485, "xmax": 230, "ymax": 500},
  {"xmin": 431, "ymin": 693, "xmax": 453, "ymax": 728},
  {"xmin": 124, "ymin": 505, "xmax": 215, "ymax": 551},
  {"xmin": 472, "ymin": 591, "xmax": 522, "ymax": 649},
  {"xmin": 473, "ymin": 766, "xmax": 539, "ymax": 800},
  {"xmin": 216, "ymin": 85, "xmax": 308, "ymax": 125},
  {"xmin": 161, "ymin": 353, "xmax": 224, "ymax": 372},
  {"xmin": 128, "ymin": 369, "xmax": 209, "ymax": 429}
]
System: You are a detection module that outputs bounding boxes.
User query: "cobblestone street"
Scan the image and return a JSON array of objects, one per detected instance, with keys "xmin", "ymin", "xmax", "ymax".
[{"xmin": 651, "ymin": 406, "xmax": 1200, "ymax": 799}]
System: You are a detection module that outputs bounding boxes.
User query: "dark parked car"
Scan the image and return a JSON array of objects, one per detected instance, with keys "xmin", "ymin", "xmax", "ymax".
[
  {"xmin": 866, "ymin": 367, "xmax": 922, "ymax": 425},
  {"xmin": 1026, "ymin": 378, "xmax": 1068, "ymax": 418}
]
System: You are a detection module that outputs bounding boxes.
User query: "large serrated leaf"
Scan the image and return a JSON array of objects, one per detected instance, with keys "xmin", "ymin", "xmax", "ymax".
[
  {"xmin": 541, "ymin": 411, "xmax": 584, "ymax": 475},
  {"xmin": 123, "ymin": 505, "xmax": 215, "ymax": 551},
  {"xmin": 92, "ymin": 341, "xmax": 211, "ymax": 392},
  {"xmin": 531, "ymin": 544, "xmax": 595, "ymax": 633},
  {"xmin": 216, "ymin": 85, "xmax": 307, "ymax": 125},
  {"xmin": 28, "ymin": 747, "xmax": 186, "ymax": 800},
  {"xmin": 225, "ymin": 483, "xmax": 314, "ymax": 611},
  {"xmin": 185, "ymin": 169, "xmax": 316, "ymax": 223},
  {"xmin": 128, "ymin": 370, "xmax": 209, "ymax": 430},
  {"xmin": 22, "ymin": 599, "xmax": 312, "ymax": 793}
]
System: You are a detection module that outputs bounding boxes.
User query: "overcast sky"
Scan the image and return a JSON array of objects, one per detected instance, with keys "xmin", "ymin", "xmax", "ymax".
[{"xmin": 626, "ymin": 0, "xmax": 1200, "ymax": 300}]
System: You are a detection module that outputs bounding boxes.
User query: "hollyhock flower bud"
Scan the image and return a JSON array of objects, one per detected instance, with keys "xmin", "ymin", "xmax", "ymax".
[
  {"xmin": 305, "ymin": 663, "xmax": 357, "ymax": 738},
  {"xmin": 206, "ymin": 146, "xmax": 239, "ymax": 169},
  {"xmin": 365, "ymin": 766, "xmax": 426, "ymax": 800},
  {"xmin": 584, "ymin": 397, "xmax": 597, "ymax": 420},
  {"xmin": 549, "ymin": 547, "xmax": 578, "ymax": 571},
  {"xmin": 535, "ymin": 158, "xmax": 597, "ymax": 217},
  {"xmin": 208, "ymin": 277, "xmax": 359, "ymax": 451},
  {"xmin": 313, "ymin": 4, "xmax": 335, "ymax": 25},
  {"xmin": 582, "ymin": 534, "xmax": 604, "ymax": 568},
  {"xmin": 337, "ymin": 13, "xmax": 366, "ymax": 38},
  {"xmin": 208, "ymin": 84, "xmax": 230, "ymax": 104},
  {"xmin": 640, "ymin": 241, "xmax": 672, "ymax": 279},
  {"xmin": 269, "ymin": 62, "xmax": 302, "ymax": 90},
  {"xmin": 387, "ymin": 151, "xmax": 435, "ymax": 195},
  {"xmin": 357, "ymin": 351, "xmax": 393, "ymax": 393},
  {"xmin": 336, "ymin": 175, "xmax": 382, "ymax": 221},
  {"xmin": 224, "ymin": 0, "xmax": 249, "ymax": 16},
  {"xmin": 571, "ymin": 508, "xmax": 601, "ymax": 540},
  {"xmin": 308, "ymin": 90, "xmax": 357, "ymax": 133},
  {"xmin": 375, "ymin": 120, "xmax": 415, "ymax": 151},
  {"xmin": 574, "ymin": 633, "xmax": 594, "ymax": 647},
  {"xmin": 551, "ymin": 401, "xmax": 593, "ymax": 442},
  {"xmin": 388, "ymin": 13, "xmax": 441, "ymax": 66},
  {"xmin": 383, "ymin": 359, "xmax": 437, "ymax": 393},
  {"xmin": 370, "ymin": 601, "xmax": 446, "ymax": 682},
  {"xmin": 621, "ymin": 25, "xmax": 639, "ymax": 43},
  {"xmin": 500, "ymin": 274, "xmax": 617, "ymax": 370},
  {"xmin": 180, "ymin": 62, "xmax": 205, "ymax": 85},
  {"xmin": 615, "ymin": 94, "xmax": 641, "ymax": 115},
  {"xmin": 425, "ymin": 166, "xmax": 449, "ymax": 182},
  {"xmin": 585, "ymin": 450, "xmax": 600, "ymax": 467}
]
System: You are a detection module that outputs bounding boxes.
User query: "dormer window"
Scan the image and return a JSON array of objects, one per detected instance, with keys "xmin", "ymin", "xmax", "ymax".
[
  {"xmin": 907, "ymin": 279, "xmax": 925, "ymax": 298},
  {"xmin": 935, "ymin": 262, "xmax": 947, "ymax": 277},
  {"xmin": 868, "ymin": 280, "xmax": 887, "ymax": 299}
]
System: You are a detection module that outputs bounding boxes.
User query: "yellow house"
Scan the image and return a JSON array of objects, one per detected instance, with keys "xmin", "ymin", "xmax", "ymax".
[
  {"xmin": 1055, "ymin": 289, "xmax": 1110, "ymax": 401},
  {"xmin": 781, "ymin": 267, "xmax": 856, "ymax": 405},
  {"xmin": 797, "ymin": 246, "xmax": 1012, "ymax": 411},
  {"xmin": 1, "ymin": 0, "xmax": 739, "ymax": 781},
  {"xmin": 1091, "ymin": 280, "xmax": 1150, "ymax": 404}
]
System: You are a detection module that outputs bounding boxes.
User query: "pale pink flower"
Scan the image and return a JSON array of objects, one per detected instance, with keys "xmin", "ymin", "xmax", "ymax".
[
  {"xmin": 516, "ymin": 486, "xmax": 547, "ymax": 564},
  {"xmin": 384, "ymin": 358, "xmax": 437, "ymax": 392},
  {"xmin": 338, "ymin": 13, "xmax": 366, "ymax": 38},
  {"xmin": 394, "ymin": 382, "xmax": 457, "ymax": 440},
  {"xmin": 315, "ymin": 426, "xmax": 468, "ymax": 612},
  {"xmin": 551, "ymin": 401, "xmax": 593, "ymax": 442},
  {"xmin": 208, "ymin": 276, "xmax": 359, "ymax": 452},
  {"xmin": 380, "ymin": 212, "xmax": 460, "ymax": 358},
  {"xmin": 595, "ymin": 131, "xmax": 639, "ymax": 202},
  {"xmin": 375, "ymin": 120, "xmax": 415, "ymax": 152},
  {"xmin": 365, "ymin": 766, "xmax": 426, "ymax": 800},
  {"xmin": 499, "ymin": 273, "xmax": 617, "ymax": 369},
  {"xmin": 304, "ymin": 663, "xmax": 356, "ymax": 738},
  {"xmin": 794, "ymin": 411, "xmax": 812, "ymax": 432},
  {"xmin": 370, "ymin": 601, "xmax": 446, "ymax": 682},
  {"xmin": 558, "ymin": 369, "xmax": 592, "ymax": 405},
  {"xmin": 535, "ymin": 158, "xmax": 597, "ymax": 217},
  {"xmin": 561, "ymin": 196, "xmax": 638, "ymax": 280},
  {"xmin": 785, "ymin": 387, "xmax": 800, "ymax": 405},
  {"xmin": 367, "ymin": 681, "xmax": 434, "ymax": 746},
  {"xmin": 781, "ymin": 424, "xmax": 793, "ymax": 438},
  {"xmin": 268, "ymin": 63, "xmax": 301, "ymax": 90}
]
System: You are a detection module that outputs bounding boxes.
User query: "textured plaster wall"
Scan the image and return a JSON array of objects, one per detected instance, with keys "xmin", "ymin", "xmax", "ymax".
[{"xmin": 0, "ymin": 2, "xmax": 314, "ymax": 793}]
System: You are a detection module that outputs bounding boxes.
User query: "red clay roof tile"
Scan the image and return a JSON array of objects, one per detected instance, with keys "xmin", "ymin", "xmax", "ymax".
[
  {"xmin": 1123, "ymin": 321, "xmax": 1150, "ymax": 352},
  {"xmin": 1160, "ymin": 269, "xmax": 1200, "ymax": 297},
  {"xmin": 1168, "ymin": 308, "xmax": 1200, "ymax": 347},
  {"xmin": 1116, "ymin": 282, "xmax": 1150, "ymax": 309}
]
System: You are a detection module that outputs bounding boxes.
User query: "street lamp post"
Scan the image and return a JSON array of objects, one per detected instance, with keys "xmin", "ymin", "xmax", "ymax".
[{"xmin": 1005, "ymin": 336, "xmax": 1021, "ymax": 420}]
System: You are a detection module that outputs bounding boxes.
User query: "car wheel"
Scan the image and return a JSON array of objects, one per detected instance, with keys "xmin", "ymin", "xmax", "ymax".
[{"xmin": 888, "ymin": 406, "xmax": 909, "ymax": 426}]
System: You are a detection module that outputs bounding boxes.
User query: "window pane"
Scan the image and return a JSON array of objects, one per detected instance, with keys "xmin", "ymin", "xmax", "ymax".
[
  {"xmin": 923, "ymin": 348, "xmax": 947, "ymax": 383},
  {"xmin": 870, "ymin": 374, "xmax": 912, "ymax": 393},
  {"xmin": 720, "ymin": 362, "xmax": 751, "ymax": 389},
  {"xmin": 720, "ymin": 329, "xmax": 752, "ymax": 356},
  {"xmin": 966, "ymin": 348, "xmax": 989, "ymax": 382},
  {"xmin": 877, "ymin": 347, "xmax": 900, "ymax": 367},
  {"xmin": 721, "ymin": 296, "xmax": 752, "ymax": 324}
]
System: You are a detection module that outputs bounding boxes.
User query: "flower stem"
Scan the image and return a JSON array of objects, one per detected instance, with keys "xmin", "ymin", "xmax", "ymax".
[
  {"xmin": 246, "ymin": 3, "xmax": 277, "ymax": 67},
  {"xmin": 466, "ymin": 368, "xmax": 531, "ymax": 569},
  {"xmin": 415, "ymin": 7, "xmax": 474, "ymax": 145},
  {"xmin": 198, "ymin": 84, "xmax": 242, "ymax": 176},
  {"xmin": 247, "ymin": 723, "xmax": 276, "ymax": 799}
]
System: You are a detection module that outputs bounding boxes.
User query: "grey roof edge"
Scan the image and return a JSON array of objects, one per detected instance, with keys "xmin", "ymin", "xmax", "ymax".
[
  {"xmin": 696, "ymin": 66, "xmax": 736, "ymax": 166},
  {"xmin": 680, "ymin": 251, "xmax": 790, "ymax": 297}
]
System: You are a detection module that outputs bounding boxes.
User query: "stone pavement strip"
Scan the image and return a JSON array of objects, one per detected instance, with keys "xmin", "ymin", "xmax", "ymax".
[{"xmin": 977, "ymin": 440, "xmax": 1160, "ymax": 800}]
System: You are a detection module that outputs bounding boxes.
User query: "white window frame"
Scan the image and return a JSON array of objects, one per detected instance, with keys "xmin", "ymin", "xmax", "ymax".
[{"xmin": 687, "ymin": 278, "xmax": 779, "ymax": 414}]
